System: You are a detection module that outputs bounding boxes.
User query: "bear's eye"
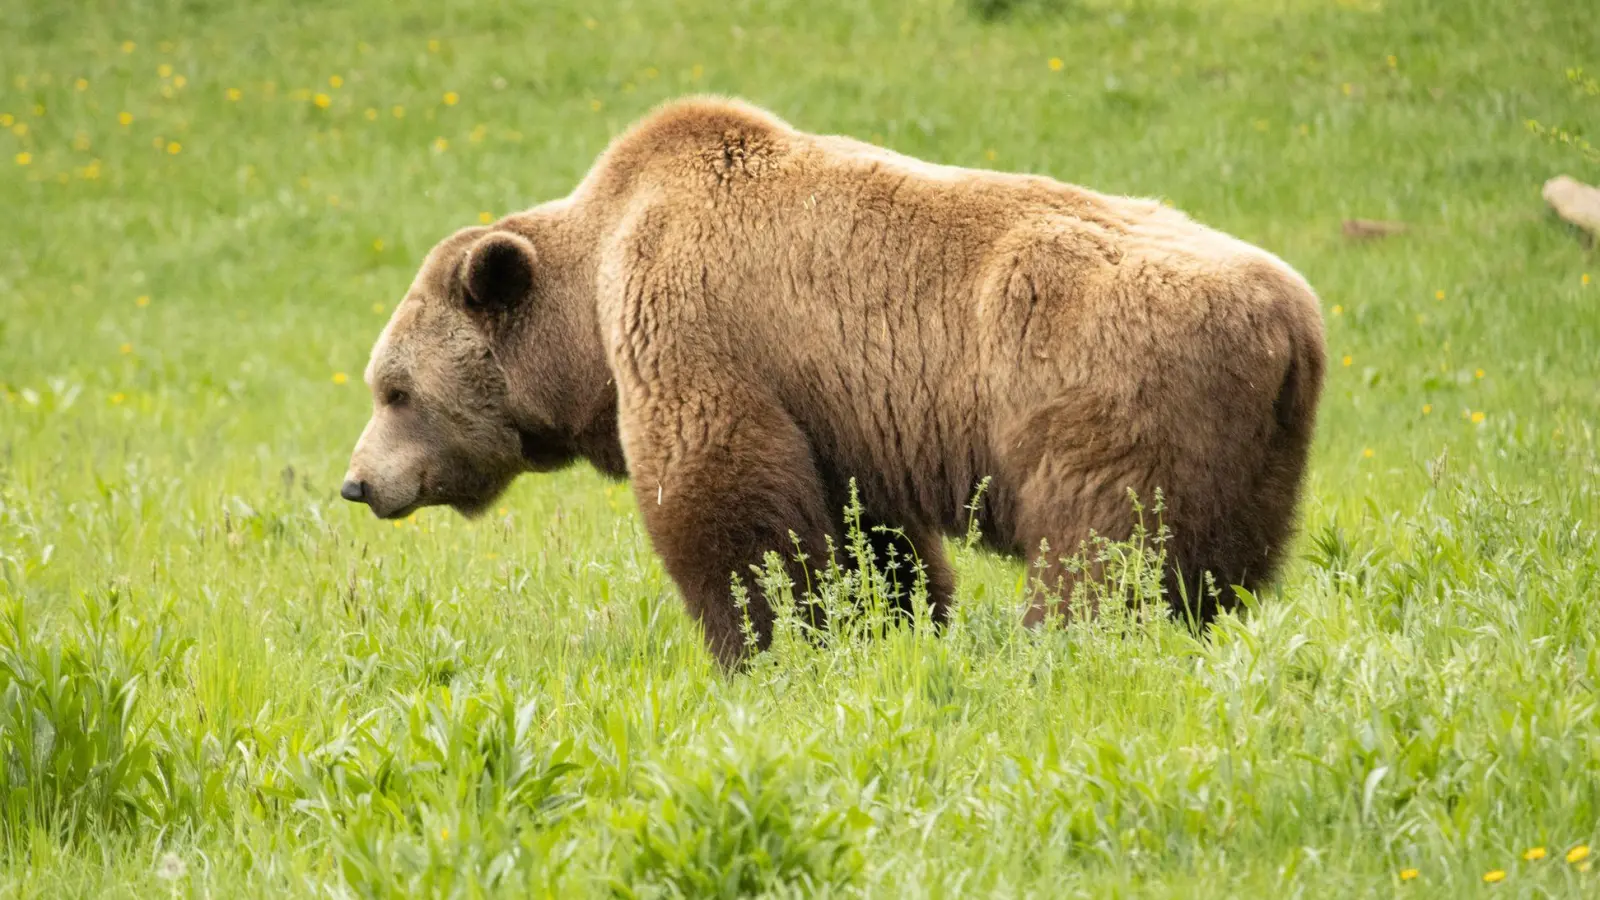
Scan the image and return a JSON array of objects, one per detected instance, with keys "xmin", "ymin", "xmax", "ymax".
[{"xmin": 384, "ymin": 388, "xmax": 410, "ymax": 408}]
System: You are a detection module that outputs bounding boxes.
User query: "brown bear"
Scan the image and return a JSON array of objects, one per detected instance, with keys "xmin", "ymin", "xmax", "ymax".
[{"xmin": 340, "ymin": 96, "xmax": 1325, "ymax": 668}]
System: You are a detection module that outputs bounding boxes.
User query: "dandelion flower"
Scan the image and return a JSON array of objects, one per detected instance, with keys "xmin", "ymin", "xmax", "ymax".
[
  {"xmin": 1399, "ymin": 868, "xmax": 1418, "ymax": 881},
  {"xmin": 75, "ymin": 78, "xmax": 89, "ymax": 91},
  {"xmin": 1474, "ymin": 368, "xmax": 1484, "ymax": 379},
  {"xmin": 427, "ymin": 38, "xmax": 440, "ymax": 53},
  {"xmin": 119, "ymin": 111, "xmax": 133, "ymax": 125},
  {"xmin": 329, "ymin": 75, "xmax": 343, "ymax": 88},
  {"xmin": 440, "ymin": 827, "xmax": 450, "ymax": 839},
  {"xmin": 1363, "ymin": 448, "xmax": 1374, "ymax": 458},
  {"xmin": 158, "ymin": 63, "xmax": 173, "ymax": 78},
  {"xmin": 110, "ymin": 392, "xmax": 125, "ymax": 405},
  {"xmin": 1332, "ymin": 304, "xmax": 1343, "ymax": 316},
  {"xmin": 364, "ymin": 107, "xmax": 377, "ymax": 120},
  {"xmin": 1524, "ymin": 847, "xmax": 1546, "ymax": 861},
  {"xmin": 0, "ymin": 114, "xmax": 10, "ymax": 127},
  {"xmin": 497, "ymin": 507, "xmax": 508, "ymax": 516},
  {"xmin": 373, "ymin": 239, "xmax": 385, "ymax": 252},
  {"xmin": 314, "ymin": 93, "xmax": 331, "ymax": 109},
  {"xmin": 478, "ymin": 211, "xmax": 493, "ymax": 224},
  {"xmin": 136, "ymin": 295, "xmax": 150, "ymax": 307},
  {"xmin": 173, "ymin": 75, "xmax": 186, "ymax": 88},
  {"xmin": 443, "ymin": 91, "xmax": 459, "ymax": 105},
  {"xmin": 1342, "ymin": 354, "xmax": 1353, "ymax": 367},
  {"xmin": 1435, "ymin": 289, "xmax": 1445, "ymax": 300},
  {"xmin": 166, "ymin": 141, "xmax": 181, "ymax": 154},
  {"xmin": 332, "ymin": 372, "xmax": 348, "ymax": 385},
  {"xmin": 1048, "ymin": 57, "xmax": 1064, "ymax": 71},
  {"xmin": 372, "ymin": 302, "xmax": 385, "ymax": 314},
  {"xmin": 691, "ymin": 63, "xmax": 704, "ymax": 80},
  {"xmin": 1387, "ymin": 54, "xmax": 1398, "ymax": 68},
  {"xmin": 645, "ymin": 66, "xmax": 658, "ymax": 79},
  {"xmin": 1482, "ymin": 870, "xmax": 1504, "ymax": 883},
  {"xmin": 1471, "ymin": 411, "xmax": 1485, "ymax": 424},
  {"xmin": 590, "ymin": 98, "xmax": 602, "ymax": 112},
  {"xmin": 1422, "ymin": 404, "xmax": 1432, "ymax": 415},
  {"xmin": 122, "ymin": 41, "xmax": 136, "ymax": 53},
  {"xmin": 154, "ymin": 853, "xmax": 186, "ymax": 882},
  {"xmin": 392, "ymin": 105, "xmax": 405, "ymax": 118},
  {"xmin": 433, "ymin": 137, "xmax": 448, "ymax": 151},
  {"xmin": 11, "ymin": 122, "xmax": 27, "ymax": 137},
  {"xmin": 120, "ymin": 342, "xmax": 133, "ymax": 354},
  {"xmin": 226, "ymin": 88, "xmax": 241, "ymax": 101},
  {"xmin": 1568, "ymin": 846, "xmax": 1591, "ymax": 864},
  {"xmin": 585, "ymin": 17, "xmax": 598, "ymax": 29},
  {"xmin": 985, "ymin": 148, "xmax": 997, "ymax": 161},
  {"xmin": 14, "ymin": 152, "xmax": 30, "ymax": 166},
  {"xmin": 1253, "ymin": 119, "xmax": 1269, "ymax": 132},
  {"xmin": 1584, "ymin": 273, "xmax": 1591, "ymax": 286},
  {"xmin": 73, "ymin": 132, "xmax": 91, "ymax": 151}
]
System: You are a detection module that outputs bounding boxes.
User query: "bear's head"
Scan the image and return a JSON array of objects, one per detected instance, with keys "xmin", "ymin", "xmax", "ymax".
[{"xmin": 340, "ymin": 221, "xmax": 620, "ymax": 520}]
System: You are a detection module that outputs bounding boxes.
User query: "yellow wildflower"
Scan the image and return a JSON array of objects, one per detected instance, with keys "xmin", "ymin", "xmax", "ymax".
[
  {"xmin": 478, "ymin": 211, "xmax": 493, "ymax": 224},
  {"xmin": 1523, "ymin": 847, "xmax": 1546, "ymax": 861},
  {"xmin": 1048, "ymin": 57, "xmax": 1064, "ymax": 71},
  {"xmin": 332, "ymin": 372, "xmax": 348, "ymax": 385},
  {"xmin": 1471, "ymin": 411, "xmax": 1485, "ymax": 424},
  {"xmin": 364, "ymin": 108, "xmax": 377, "ymax": 120},
  {"xmin": 73, "ymin": 132, "xmax": 91, "ymax": 151},
  {"xmin": 122, "ymin": 41, "xmax": 136, "ymax": 53},
  {"xmin": 1341, "ymin": 82, "xmax": 1353, "ymax": 95},
  {"xmin": 1422, "ymin": 404, "xmax": 1432, "ymax": 415},
  {"xmin": 1474, "ymin": 368, "xmax": 1484, "ymax": 379},
  {"xmin": 644, "ymin": 67, "xmax": 658, "ymax": 79},
  {"xmin": 427, "ymin": 38, "xmax": 440, "ymax": 53},
  {"xmin": 590, "ymin": 98, "xmax": 602, "ymax": 112},
  {"xmin": 585, "ymin": 17, "xmax": 598, "ymax": 29},
  {"xmin": 1363, "ymin": 448, "xmax": 1374, "ymax": 458},
  {"xmin": 373, "ymin": 239, "xmax": 385, "ymax": 252},
  {"xmin": 1332, "ymin": 304, "xmax": 1343, "ymax": 315},
  {"xmin": 1584, "ymin": 273, "xmax": 1591, "ymax": 285},
  {"xmin": 1568, "ymin": 846, "xmax": 1591, "ymax": 864},
  {"xmin": 11, "ymin": 122, "xmax": 27, "ymax": 137},
  {"xmin": 136, "ymin": 295, "xmax": 150, "ymax": 307},
  {"xmin": 111, "ymin": 392, "xmax": 125, "ymax": 405},
  {"xmin": 314, "ymin": 93, "xmax": 331, "ymax": 109},
  {"xmin": 329, "ymin": 75, "xmax": 343, "ymax": 88},
  {"xmin": 392, "ymin": 105, "xmax": 405, "ymax": 118},
  {"xmin": 119, "ymin": 111, "xmax": 133, "ymax": 125},
  {"xmin": 1387, "ymin": 54, "xmax": 1398, "ymax": 68},
  {"xmin": 690, "ymin": 63, "xmax": 704, "ymax": 80},
  {"xmin": 75, "ymin": 78, "xmax": 88, "ymax": 91},
  {"xmin": 372, "ymin": 302, "xmax": 385, "ymax": 314},
  {"xmin": 1399, "ymin": 868, "xmax": 1418, "ymax": 881},
  {"xmin": 1482, "ymin": 870, "xmax": 1504, "ymax": 883},
  {"xmin": 1341, "ymin": 354, "xmax": 1352, "ymax": 367},
  {"xmin": 120, "ymin": 342, "xmax": 133, "ymax": 354},
  {"xmin": 166, "ymin": 141, "xmax": 181, "ymax": 154},
  {"xmin": 14, "ymin": 152, "xmax": 30, "ymax": 166},
  {"xmin": 1435, "ymin": 289, "xmax": 1445, "ymax": 300},
  {"xmin": 0, "ymin": 114, "xmax": 10, "ymax": 127},
  {"xmin": 440, "ymin": 827, "xmax": 450, "ymax": 840},
  {"xmin": 158, "ymin": 63, "xmax": 173, "ymax": 78},
  {"xmin": 173, "ymin": 75, "xmax": 186, "ymax": 88},
  {"xmin": 443, "ymin": 91, "xmax": 459, "ymax": 105},
  {"xmin": 433, "ymin": 137, "xmax": 448, "ymax": 151},
  {"xmin": 226, "ymin": 88, "xmax": 241, "ymax": 101}
]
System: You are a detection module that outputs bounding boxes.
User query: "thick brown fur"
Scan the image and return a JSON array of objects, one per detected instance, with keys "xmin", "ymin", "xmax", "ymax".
[{"xmin": 342, "ymin": 96, "xmax": 1326, "ymax": 668}]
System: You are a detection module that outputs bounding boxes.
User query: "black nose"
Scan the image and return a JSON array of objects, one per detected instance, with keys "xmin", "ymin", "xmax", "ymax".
[{"xmin": 340, "ymin": 479, "xmax": 369, "ymax": 503}]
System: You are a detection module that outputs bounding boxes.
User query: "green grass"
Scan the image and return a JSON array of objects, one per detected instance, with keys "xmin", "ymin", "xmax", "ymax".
[{"xmin": 3, "ymin": 0, "xmax": 1599, "ymax": 895}]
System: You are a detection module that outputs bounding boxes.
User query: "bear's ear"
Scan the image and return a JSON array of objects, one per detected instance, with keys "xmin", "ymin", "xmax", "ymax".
[{"xmin": 461, "ymin": 231, "xmax": 537, "ymax": 313}]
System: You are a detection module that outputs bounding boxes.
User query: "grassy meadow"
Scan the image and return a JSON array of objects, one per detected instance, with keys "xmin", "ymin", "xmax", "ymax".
[{"xmin": 3, "ymin": 0, "xmax": 1599, "ymax": 895}]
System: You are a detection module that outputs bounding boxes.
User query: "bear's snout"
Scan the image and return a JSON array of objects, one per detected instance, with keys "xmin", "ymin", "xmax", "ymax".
[{"xmin": 339, "ymin": 479, "xmax": 370, "ymax": 505}]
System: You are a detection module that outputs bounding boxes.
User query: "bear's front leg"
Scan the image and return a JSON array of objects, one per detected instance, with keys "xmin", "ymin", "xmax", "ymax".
[{"xmin": 624, "ymin": 391, "xmax": 836, "ymax": 669}]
